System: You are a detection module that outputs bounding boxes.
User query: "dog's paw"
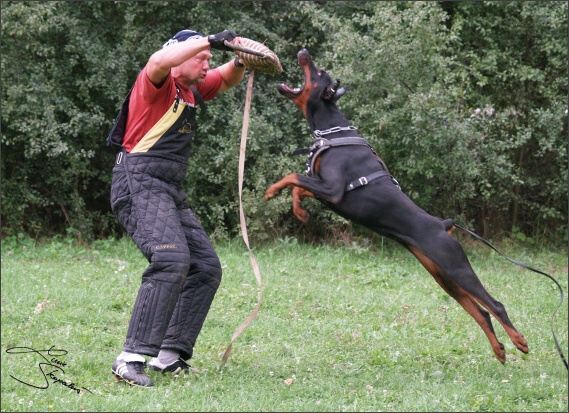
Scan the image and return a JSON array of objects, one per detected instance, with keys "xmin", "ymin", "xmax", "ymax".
[
  {"xmin": 265, "ymin": 187, "xmax": 279, "ymax": 200},
  {"xmin": 293, "ymin": 205, "xmax": 309, "ymax": 223},
  {"xmin": 492, "ymin": 342, "xmax": 506, "ymax": 364},
  {"xmin": 512, "ymin": 333, "xmax": 529, "ymax": 354}
]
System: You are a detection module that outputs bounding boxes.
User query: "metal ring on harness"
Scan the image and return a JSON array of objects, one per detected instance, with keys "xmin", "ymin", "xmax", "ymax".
[{"xmin": 346, "ymin": 170, "xmax": 395, "ymax": 192}]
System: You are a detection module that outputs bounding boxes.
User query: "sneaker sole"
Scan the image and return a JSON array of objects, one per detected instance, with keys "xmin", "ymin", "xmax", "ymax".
[{"xmin": 148, "ymin": 365, "xmax": 188, "ymax": 375}]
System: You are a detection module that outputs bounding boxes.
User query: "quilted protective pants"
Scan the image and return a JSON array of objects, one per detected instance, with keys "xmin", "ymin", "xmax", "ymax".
[{"xmin": 110, "ymin": 151, "xmax": 222, "ymax": 360}]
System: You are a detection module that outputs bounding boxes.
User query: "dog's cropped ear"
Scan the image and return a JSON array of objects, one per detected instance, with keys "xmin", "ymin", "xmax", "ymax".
[
  {"xmin": 322, "ymin": 79, "xmax": 341, "ymax": 101},
  {"xmin": 332, "ymin": 85, "xmax": 350, "ymax": 103}
]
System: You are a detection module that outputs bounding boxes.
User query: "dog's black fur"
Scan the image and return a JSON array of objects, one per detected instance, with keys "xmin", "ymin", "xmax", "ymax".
[{"xmin": 265, "ymin": 49, "xmax": 528, "ymax": 364}]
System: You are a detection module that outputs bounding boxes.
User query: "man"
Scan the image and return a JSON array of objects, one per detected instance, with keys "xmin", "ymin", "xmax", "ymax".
[{"xmin": 108, "ymin": 29, "xmax": 247, "ymax": 387}]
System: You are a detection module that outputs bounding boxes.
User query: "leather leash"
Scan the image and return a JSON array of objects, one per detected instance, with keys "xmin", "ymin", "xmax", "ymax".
[{"xmin": 220, "ymin": 70, "xmax": 263, "ymax": 367}]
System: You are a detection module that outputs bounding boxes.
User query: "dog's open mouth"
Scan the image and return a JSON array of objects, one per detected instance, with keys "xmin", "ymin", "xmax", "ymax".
[
  {"xmin": 277, "ymin": 49, "xmax": 312, "ymax": 99},
  {"xmin": 277, "ymin": 83, "xmax": 303, "ymax": 98}
]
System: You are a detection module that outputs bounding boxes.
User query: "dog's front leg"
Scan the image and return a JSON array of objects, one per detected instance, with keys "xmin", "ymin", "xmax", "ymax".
[
  {"xmin": 265, "ymin": 173, "xmax": 344, "ymax": 204},
  {"xmin": 265, "ymin": 173, "xmax": 303, "ymax": 200}
]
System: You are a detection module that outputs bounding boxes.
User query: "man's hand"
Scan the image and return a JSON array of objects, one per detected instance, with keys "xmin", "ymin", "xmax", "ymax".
[{"xmin": 208, "ymin": 30, "xmax": 238, "ymax": 51}]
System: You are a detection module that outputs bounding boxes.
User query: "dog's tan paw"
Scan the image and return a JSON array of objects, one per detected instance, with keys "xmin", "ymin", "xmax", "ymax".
[
  {"xmin": 493, "ymin": 342, "xmax": 506, "ymax": 364},
  {"xmin": 293, "ymin": 206, "xmax": 309, "ymax": 223},
  {"xmin": 265, "ymin": 188, "xmax": 278, "ymax": 200},
  {"xmin": 513, "ymin": 333, "xmax": 529, "ymax": 354}
]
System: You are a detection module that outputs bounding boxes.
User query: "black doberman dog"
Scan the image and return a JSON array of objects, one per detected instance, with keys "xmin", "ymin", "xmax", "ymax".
[{"xmin": 265, "ymin": 48, "xmax": 529, "ymax": 364}]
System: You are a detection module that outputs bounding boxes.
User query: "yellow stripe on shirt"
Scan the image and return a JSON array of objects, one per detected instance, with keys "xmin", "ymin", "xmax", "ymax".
[{"xmin": 130, "ymin": 101, "xmax": 186, "ymax": 153}]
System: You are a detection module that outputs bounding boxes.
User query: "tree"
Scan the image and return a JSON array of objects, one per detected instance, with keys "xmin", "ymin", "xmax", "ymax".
[
  {"xmin": 297, "ymin": 1, "xmax": 567, "ymax": 241},
  {"xmin": 1, "ymin": 1, "xmax": 566, "ymax": 245}
]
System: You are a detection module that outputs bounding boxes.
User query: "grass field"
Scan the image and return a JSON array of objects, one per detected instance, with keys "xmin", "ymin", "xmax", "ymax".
[{"xmin": 1, "ymin": 235, "xmax": 567, "ymax": 412}]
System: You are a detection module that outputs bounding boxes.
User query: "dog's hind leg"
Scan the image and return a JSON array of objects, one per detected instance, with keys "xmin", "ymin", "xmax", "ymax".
[
  {"xmin": 407, "ymin": 245, "xmax": 511, "ymax": 363},
  {"xmin": 456, "ymin": 278, "xmax": 529, "ymax": 356},
  {"xmin": 429, "ymin": 239, "xmax": 528, "ymax": 356},
  {"xmin": 413, "ymin": 233, "xmax": 529, "ymax": 355},
  {"xmin": 450, "ymin": 288, "xmax": 508, "ymax": 363}
]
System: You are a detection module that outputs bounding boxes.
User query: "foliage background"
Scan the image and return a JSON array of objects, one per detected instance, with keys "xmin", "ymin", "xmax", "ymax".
[{"xmin": 1, "ymin": 1, "xmax": 567, "ymax": 245}]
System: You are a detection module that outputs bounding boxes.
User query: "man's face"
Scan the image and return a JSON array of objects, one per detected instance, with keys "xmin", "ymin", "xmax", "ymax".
[{"xmin": 176, "ymin": 49, "xmax": 213, "ymax": 85}]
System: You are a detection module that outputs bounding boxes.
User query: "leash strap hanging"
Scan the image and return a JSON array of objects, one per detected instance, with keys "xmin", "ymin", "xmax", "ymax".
[
  {"xmin": 220, "ymin": 70, "xmax": 263, "ymax": 367},
  {"xmin": 455, "ymin": 223, "xmax": 567, "ymax": 370}
]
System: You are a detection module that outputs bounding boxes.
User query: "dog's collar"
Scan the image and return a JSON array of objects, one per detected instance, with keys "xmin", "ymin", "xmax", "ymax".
[
  {"xmin": 313, "ymin": 126, "xmax": 357, "ymax": 139},
  {"xmin": 291, "ymin": 136, "xmax": 368, "ymax": 157}
]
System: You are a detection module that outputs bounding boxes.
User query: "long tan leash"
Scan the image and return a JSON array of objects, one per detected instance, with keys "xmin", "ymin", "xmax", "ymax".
[{"xmin": 220, "ymin": 69, "xmax": 263, "ymax": 367}]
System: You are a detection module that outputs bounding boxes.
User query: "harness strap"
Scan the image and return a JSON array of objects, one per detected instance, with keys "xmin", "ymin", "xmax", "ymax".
[
  {"xmin": 293, "ymin": 137, "xmax": 373, "ymax": 175},
  {"xmin": 291, "ymin": 136, "xmax": 369, "ymax": 156},
  {"xmin": 291, "ymin": 147, "xmax": 310, "ymax": 156},
  {"xmin": 346, "ymin": 170, "xmax": 398, "ymax": 191},
  {"xmin": 190, "ymin": 85, "xmax": 207, "ymax": 114},
  {"xmin": 313, "ymin": 137, "xmax": 369, "ymax": 147},
  {"xmin": 291, "ymin": 135, "xmax": 401, "ymax": 190}
]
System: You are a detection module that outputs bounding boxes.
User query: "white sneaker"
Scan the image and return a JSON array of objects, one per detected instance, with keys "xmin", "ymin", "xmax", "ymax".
[{"xmin": 111, "ymin": 354, "xmax": 153, "ymax": 387}]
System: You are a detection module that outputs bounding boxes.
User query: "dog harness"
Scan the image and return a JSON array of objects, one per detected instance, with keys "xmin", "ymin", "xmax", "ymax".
[{"xmin": 291, "ymin": 127, "xmax": 400, "ymax": 191}]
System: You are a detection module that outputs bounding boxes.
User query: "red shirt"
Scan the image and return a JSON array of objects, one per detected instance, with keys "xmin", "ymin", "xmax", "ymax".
[{"xmin": 122, "ymin": 66, "xmax": 222, "ymax": 153}]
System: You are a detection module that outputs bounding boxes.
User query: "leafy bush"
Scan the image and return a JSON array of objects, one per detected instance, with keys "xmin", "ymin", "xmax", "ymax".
[{"xmin": 1, "ymin": 1, "xmax": 566, "ymax": 245}]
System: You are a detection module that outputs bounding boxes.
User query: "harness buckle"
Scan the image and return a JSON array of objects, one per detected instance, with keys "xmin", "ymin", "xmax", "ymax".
[
  {"xmin": 391, "ymin": 176, "xmax": 401, "ymax": 189},
  {"xmin": 358, "ymin": 177, "xmax": 368, "ymax": 186}
]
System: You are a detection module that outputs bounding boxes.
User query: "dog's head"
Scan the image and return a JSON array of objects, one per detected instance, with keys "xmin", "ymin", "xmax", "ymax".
[{"xmin": 277, "ymin": 49, "xmax": 349, "ymax": 119}]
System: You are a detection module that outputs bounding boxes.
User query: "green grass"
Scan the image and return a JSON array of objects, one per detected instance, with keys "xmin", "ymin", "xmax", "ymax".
[{"xmin": 1, "ymin": 235, "xmax": 567, "ymax": 412}]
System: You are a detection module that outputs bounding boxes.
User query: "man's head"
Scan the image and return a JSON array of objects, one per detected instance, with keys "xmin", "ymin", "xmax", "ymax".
[{"xmin": 163, "ymin": 29, "xmax": 212, "ymax": 86}]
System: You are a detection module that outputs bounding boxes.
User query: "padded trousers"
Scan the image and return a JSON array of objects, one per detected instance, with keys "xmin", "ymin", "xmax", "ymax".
[{"xmin": 110, "ymin": 151, "xmax": 222, "ymax": 360}]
